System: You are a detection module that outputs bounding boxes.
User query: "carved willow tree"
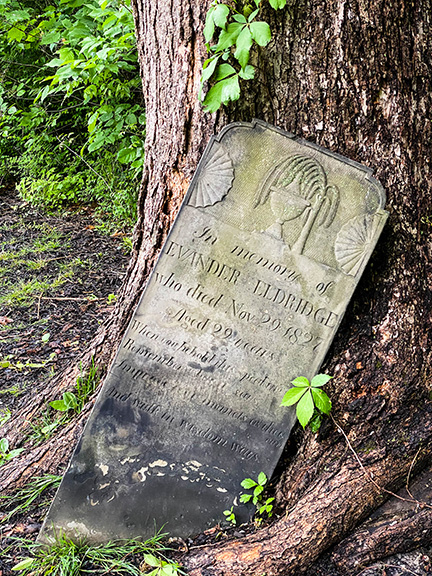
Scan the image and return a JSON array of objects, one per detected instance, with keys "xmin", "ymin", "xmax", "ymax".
[{"xmin": 2, "ymin": 0, "xmax": 432, "ymax": 574}]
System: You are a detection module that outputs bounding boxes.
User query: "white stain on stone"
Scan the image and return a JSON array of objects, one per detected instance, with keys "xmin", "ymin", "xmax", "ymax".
[
  {"xmin": 66, "ymin": 521, "xmax": 90, "ymax": 535},
  {"xmin": 217, "ymin": 487, "xmax": 227, "ymax": 493},
  {"xmin": 181, "ymin": 476, "xmax": 188, "ymax": 481},
  {"xmin": 186, "ymin": 460, "xmax": 202, "ymax": 468},
  {"xmin": 121, "ymin": 456, "xmax": 137, "ymax": 465},
  {"xmin": 107, "ymin": 495, "xmax": 115, "ymax": 503},
  {"xmin": 97, "ymin": 464, "xmax": 109, "ymax": 476},
  {"xmin": 136, "ymin": 467, "xmax": 148, "ymax": 482},
  {"xmin": 90, "ymin": 498, "xmax": 99, "ymax": 506},
  {"xmin": 149, "ymin": 460, "xmax": 168, "ymax": 468},
  {"xmin": 99, "ymin": 482, "xmax": 110, "ymax": 490}
]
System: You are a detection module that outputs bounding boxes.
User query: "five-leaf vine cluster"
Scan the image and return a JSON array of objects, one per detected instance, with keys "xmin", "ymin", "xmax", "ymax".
[{"xmin": 200, "ymin": 0, "xmax": 287, "ymax": 112}]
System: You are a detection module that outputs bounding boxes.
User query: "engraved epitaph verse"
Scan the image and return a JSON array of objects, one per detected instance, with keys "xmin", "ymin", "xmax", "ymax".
[{"xmin": 41, "ymin": 120, "xmax": 388, "ymax": 543}]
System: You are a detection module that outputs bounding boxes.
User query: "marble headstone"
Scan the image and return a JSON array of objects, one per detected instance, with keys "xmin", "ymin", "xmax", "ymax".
[{"xmin": 41, "ymin": 120, "xmax": 388, "ymax": 543}]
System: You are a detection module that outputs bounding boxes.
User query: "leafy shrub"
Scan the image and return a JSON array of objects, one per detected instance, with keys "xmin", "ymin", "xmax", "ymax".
[{"xmin": 0, "ymin": 0, "xmax": 143, "ymax": 229}]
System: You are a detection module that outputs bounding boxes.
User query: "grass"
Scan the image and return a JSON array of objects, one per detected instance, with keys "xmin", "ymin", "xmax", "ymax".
[
  {"xmin": 9, "ymin": 532, "xmax": 182, "ymax": 576},
  {"xmin": 0, "ymin": 263, "xmax": 82, "ymax": 307},
  {"xmin": 26, "ymin": 359, "xmax": 101, "ymax": 444},
  {"xmin": 0, "ymin": 214, "xmax": 94, "ymax": 306},
  {"xmin": 0, "ymin": 276, "xmax": 68, "ymax": 307},
  {"xmin": 0, "ymin": 383, "xmax": 24, "ymax": 396},
  {"xmin": 0, "ymin": 226, "xmax": 65, "ymax": 257},
  {"xmin": 0, "ymin": 474, "xmax": 62, "ymax": 525},
  {"xmin": 0, "ymin": 407, "xmax": 11, "ymax": 425}
]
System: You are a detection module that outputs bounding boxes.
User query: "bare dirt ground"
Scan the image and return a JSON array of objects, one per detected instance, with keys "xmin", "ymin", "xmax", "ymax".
[{"xmin": 0, "ymin": 185, "xmax": 130, "ymax": 573}]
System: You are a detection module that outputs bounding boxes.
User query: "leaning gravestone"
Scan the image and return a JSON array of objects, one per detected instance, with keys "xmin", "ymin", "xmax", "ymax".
[{"xmin": 40, "ymin": 120, "xmax": 388, "ymax": 544}]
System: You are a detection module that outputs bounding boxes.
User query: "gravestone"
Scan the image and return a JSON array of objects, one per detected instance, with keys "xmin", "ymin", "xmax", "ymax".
[{"xmin": 40, "ymin": 120, "xmax": 388, "ymax": 544}]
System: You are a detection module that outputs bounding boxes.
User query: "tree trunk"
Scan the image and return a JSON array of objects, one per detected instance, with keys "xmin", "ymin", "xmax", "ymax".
[{"xmin": 2, "ymin": 0, "xmax": 432, "ymax": 574}]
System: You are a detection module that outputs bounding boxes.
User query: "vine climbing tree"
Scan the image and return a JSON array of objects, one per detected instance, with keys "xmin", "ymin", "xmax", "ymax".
[{"xmin": 2, "ymin": 1, "xmax": 432, "ymax": 574}]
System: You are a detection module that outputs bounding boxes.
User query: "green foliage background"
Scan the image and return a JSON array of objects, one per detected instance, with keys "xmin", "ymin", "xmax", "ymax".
[{"xmin": 0, "ymin": 0, "xmax": 143, "ymax": 229}]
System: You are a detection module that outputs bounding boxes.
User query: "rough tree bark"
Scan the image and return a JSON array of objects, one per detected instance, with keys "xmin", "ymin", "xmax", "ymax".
[{"xmin": 2, "ymin": 0, "xmax": 432, "ymax": 574}]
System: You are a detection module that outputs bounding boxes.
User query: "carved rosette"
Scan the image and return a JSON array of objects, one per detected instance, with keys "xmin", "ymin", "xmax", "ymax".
[
  {"xmin": 188, "ymin": 146, "xmax": 234, "ymax": 208},
  {"xmin": 335, "ymin": 214, "xmax": 382, "ymax": 276}
]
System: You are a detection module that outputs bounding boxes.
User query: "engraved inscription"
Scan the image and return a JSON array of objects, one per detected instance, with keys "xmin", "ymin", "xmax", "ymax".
[{"xmin": 165, "ymin": 240, "xmax": 241, "ymax": 284}]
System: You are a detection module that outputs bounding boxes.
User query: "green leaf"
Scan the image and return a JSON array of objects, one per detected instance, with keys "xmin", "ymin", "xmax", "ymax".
[
  {"xmin": 309, "ymin": 412, "xmax": 322, "ymax": 433},
  {"xmin": 8, "ymin": 448, "xmax": 24, "ymax": 459},
  {"xmin": 233, "ymin": 14, "xmax": 247, "ymax": 23},
  {"xmin": 238, "ymin": 64, "xmax": 255, "ymax": 80},
  {"xmin": 12, "ymin": 557, "xmax": 35, "ymax": 571},
  {"xmin": 221, "ymin": 74, "xmax": 240, "ymax": 103},
  {"xmin": 215, "ymin": 63, "xmax": 236, "ymax": 80},
  {"xmin": 213, "ymin": 3, "xmax": 230, "ymax": 28},
  {"xmin": 58, "ymin": 47, "xmax": 75, "ymax": 63},
  {"xmin": 258, "ymin": 471, "xmax": 267, "ymax": 486},
  {"xmin": 117, "ymin": 147, "xmax": 136, "ymax": 164},
  {"xmin": 253, "ymin": 484, "xmax": 264, "ymax": 497},
  {"xmin": 0, "ymin": 438, "xmax": 9, "ymax": 453},
  {"xmin": 199, "ymin": 56, "xmax": 219, "ymax": 100},
  {"xmin": 83, "ymin": 84, "xmax": 98, "ymax": 103},
  {"xmin": 234, "ymin": 26, "xmax": 253, "ymax": 68},
  {"xmin": 203, "ymin": 6, "xmax": 215, "ymax": 41},
  {"xmin": 280, "ymin": 386, "xmax": 307, "ymax": 406},
  {"xmin": 291, "ymin": 376, "xmax": 310, "ymax": 387},
  {"xmin": 248, "ymin": 9, "xmax": 259, "ymax": 21},
  {"xmin": 8, "ymin": 26, "xmax": 26, "ymax": 42},
  {"xmin": 268, "ymin": 0, "xmax": 287, "ymax": 8},
  {"xmin": 250, "ymin": 21, "xmax": 271, "ymax": 46},
  {"xmin": 8, "ymin": 9, "xmax": 31, "ymax": 23},
  {"xmin": 63, "ymin": 392, "xmax": 78, "ymax": 409},
  {"xmin": 40, "ymin": 30, "xmax": 61, "ymax": 45},
  {"xmin": 240, "ymin": 493, "xmax": 252, "ymax": 503},
  {"xmin": 203, "ymin": 70, "xmax": 239, "ymax": 113},
  {"xmin": 41, "ymin": 421, "xmax": 59, "ymax": 435},
  {"xmin": 161, "ymin": 564, "xmax": 178, "ymax": 576},
  {"xmin": 144, "ymin": 554, "xmax": 161, "ymax": 568},
  {"xmin": 49, "ymin": 399, "xmax": 67, "ymax": 411},
  {"xmin": 126, "ymin": 113, "xmax": 137, "ymax": 125},
  {"xmin": 311, "ymin": 374, "xmax": 333, "ymax": 388},
  {"xmin": 241, "ymin": 477, "xmax": 257, "ymax": 489},
  {"xmin": 311, "ymin": 388, "xmax": 332, "ymax": 414},
  {"xmin": 41, "ymin": 332, "xmax": 50, "ymax": 343},
  {"xmin": 215, "ymin": 22, "xmax": 244, "ymax": 51},
  {"xmin": 88, "ymin": 111, "xmax": 99, "ymax": 134},
  {"xmin": 296, "ymin": 390, "xmax": 315, "ymax": 428}
]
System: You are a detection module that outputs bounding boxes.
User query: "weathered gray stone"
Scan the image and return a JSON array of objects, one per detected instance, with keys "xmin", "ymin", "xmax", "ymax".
[{"xmin": 40, "ymin": 120, "xmax": 388, "ymax": 543}]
